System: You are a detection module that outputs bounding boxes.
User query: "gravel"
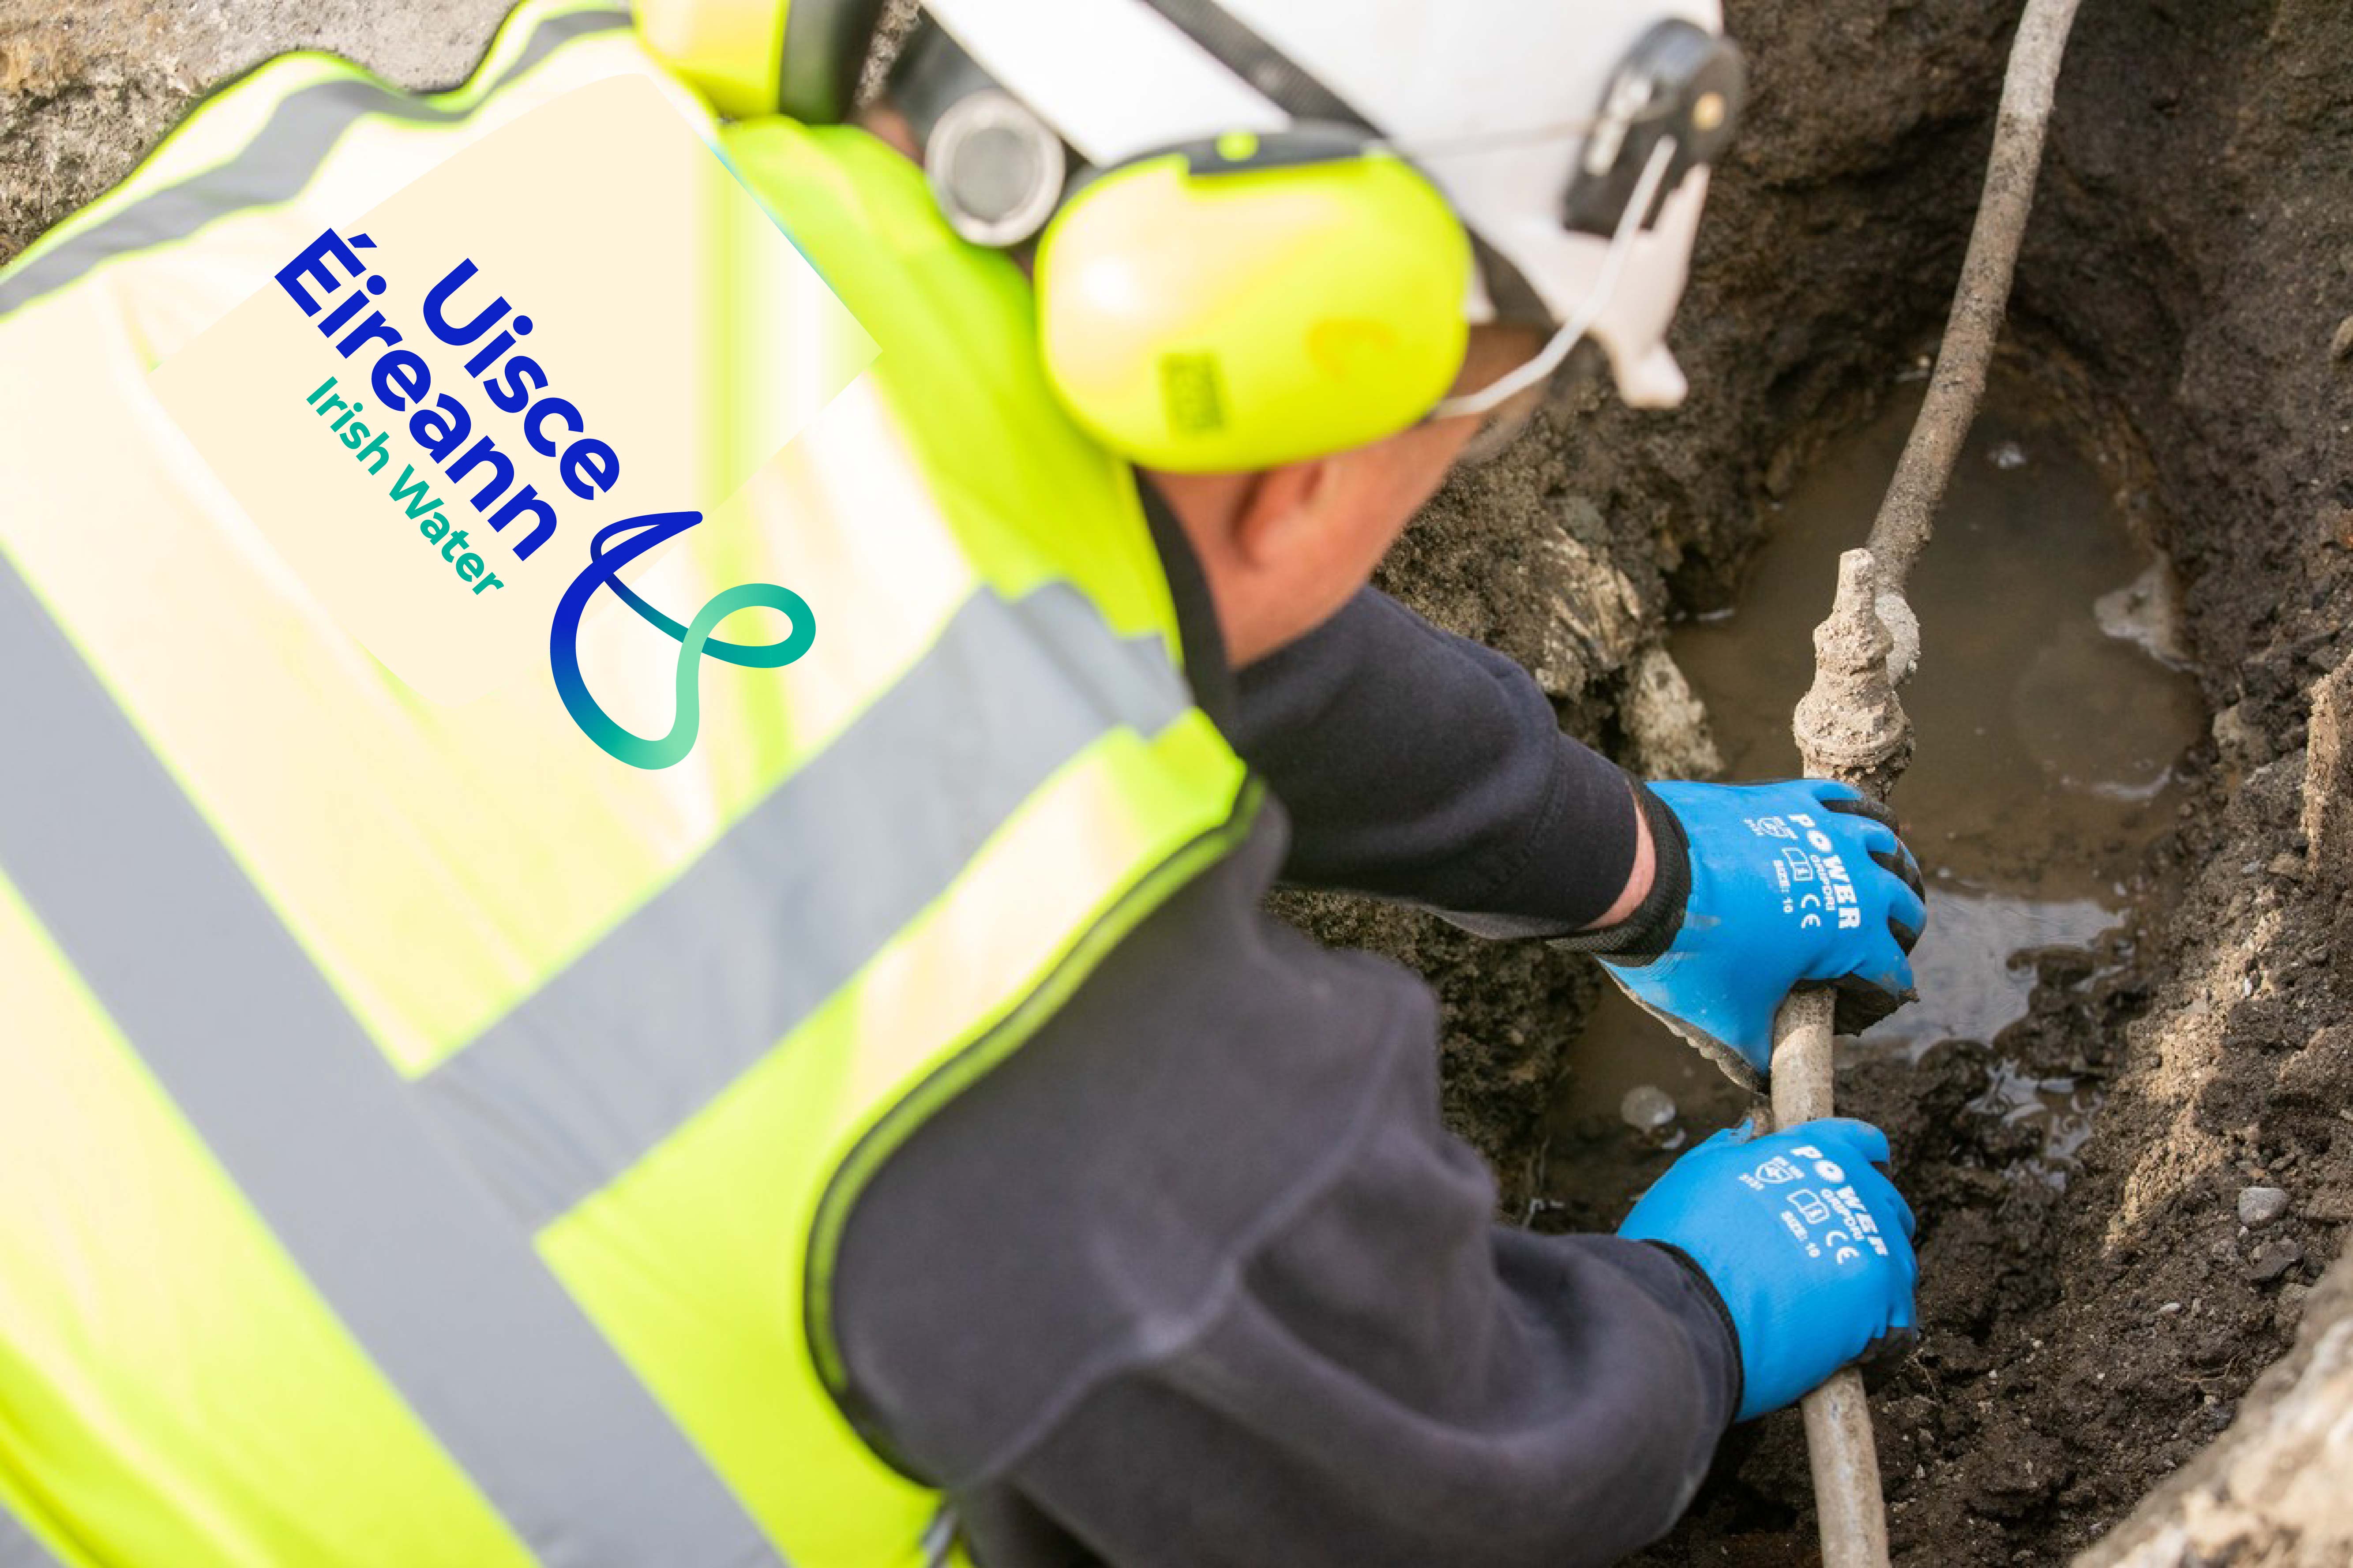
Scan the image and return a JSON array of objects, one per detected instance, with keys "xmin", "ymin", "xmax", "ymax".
[{"xmin": 2238, "ymin": 1186, "xmax": 2291, "ymax": 1227}]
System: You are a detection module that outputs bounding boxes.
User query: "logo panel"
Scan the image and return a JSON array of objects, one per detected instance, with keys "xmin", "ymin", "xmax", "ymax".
[{"xmin": 152, "ymin": 74, "xmax": 876, "ymax": 762}]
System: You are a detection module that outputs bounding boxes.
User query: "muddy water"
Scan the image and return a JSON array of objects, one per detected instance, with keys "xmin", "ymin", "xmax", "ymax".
[{"xmin": 1555, "ymin": 378, "xmax": 2204, "ymax": 1169}]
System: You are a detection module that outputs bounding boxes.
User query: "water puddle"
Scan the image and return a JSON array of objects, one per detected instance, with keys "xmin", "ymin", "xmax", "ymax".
[{"xmin": 1554, "ymin": 374, "xmax": 2204, "ymax": 1178}]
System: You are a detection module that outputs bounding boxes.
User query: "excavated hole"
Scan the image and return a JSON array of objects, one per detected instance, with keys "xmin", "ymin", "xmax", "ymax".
[
  {"xmin": 1471, "ymin": 349, "xmax": 2240, "ymax": 1567},
  {"xmin": 1548, "ymin": 362, "xmax": 2206, "ymax": 1193}
]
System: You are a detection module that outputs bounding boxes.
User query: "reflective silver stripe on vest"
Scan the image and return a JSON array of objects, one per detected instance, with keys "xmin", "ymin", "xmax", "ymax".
[
  {"xmin": 0, "ymin": 1500, "xmax": 63, "ymax": 1568},
  {"xmin": 0, "ymin": 557, "xmax": 785, "ymax": 1568},
  {"xmin": 0, "ymin": 6, "xmax": 633, "ymax": 323},
  {"xmin": 419, "ymin": 582, "xmax": 1190, "ymax": 1230}
]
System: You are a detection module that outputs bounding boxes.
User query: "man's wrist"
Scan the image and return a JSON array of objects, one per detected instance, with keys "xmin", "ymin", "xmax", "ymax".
[
  {"xmin": 1553, "ymin": 782, "xmax": 1690, "ymax": 960},
  {"xmin": 1587, "ymin": 778, "xmax": 1657, "ymax": 927}
]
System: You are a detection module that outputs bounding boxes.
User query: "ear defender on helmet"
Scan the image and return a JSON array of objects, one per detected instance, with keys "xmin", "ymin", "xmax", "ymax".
[
  {"xmin": 1033, "ymin": 127, "xmax": 1472, "ymax": 474},
  {"xmin": 635, "ymin": 0, "xmax": 885, "ymax": 123}
]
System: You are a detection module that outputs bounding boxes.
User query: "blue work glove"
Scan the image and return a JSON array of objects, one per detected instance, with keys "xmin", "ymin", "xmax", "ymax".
[
  {"xmin": 1561, "ymin": 780, "xmax": 1926, "ymax": 1086},
  {"xmin": 1621, "ymin": 1118, "xmax": 1919, "ymax": 1422}
]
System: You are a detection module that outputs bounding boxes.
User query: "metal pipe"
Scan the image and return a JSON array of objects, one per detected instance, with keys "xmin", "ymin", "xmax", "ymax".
[
  {"xmin": 1867, "ymin": 0, "xmax": 2086, "ymax": 595},
  {"xmin": 1763, "ymin": 3, "xmax": 2083, "ymax": 1559},
  {"xmin": 1767, "ymin": 551, "xmax": 1904, "ymax": 1568},
  {"xmin": 1769, "ymin": 987, "xmax": 1891, "ymax": 1567}
]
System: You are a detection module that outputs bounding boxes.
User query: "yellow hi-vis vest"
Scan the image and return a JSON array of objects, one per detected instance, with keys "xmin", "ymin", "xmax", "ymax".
[{"xmin": 0, "ymin": 4, "xmax": 1257, "ymax": 1563}]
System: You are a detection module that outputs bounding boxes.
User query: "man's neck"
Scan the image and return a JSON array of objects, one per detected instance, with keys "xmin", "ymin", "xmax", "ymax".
[{"xmin": 1137, "ymin": 476, "xmax": 1238, "ymax": 734}]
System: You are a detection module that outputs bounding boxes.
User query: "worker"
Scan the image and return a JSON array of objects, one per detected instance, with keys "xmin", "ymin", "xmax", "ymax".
[{"xmin": 0, "ymin": 1, "xmax": 1926, "ymax": 1565}]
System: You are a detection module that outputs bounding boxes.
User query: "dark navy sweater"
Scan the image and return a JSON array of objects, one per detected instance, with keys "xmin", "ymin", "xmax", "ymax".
[{"xmin": 831, "ymin": 494, "xmax": 1739, "ymax": 1567}]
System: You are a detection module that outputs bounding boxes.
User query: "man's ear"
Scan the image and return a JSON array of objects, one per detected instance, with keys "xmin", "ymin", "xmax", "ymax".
[{"xmin": 1231, "ymin": 457, "xmax": 1346, "ymax": 570}]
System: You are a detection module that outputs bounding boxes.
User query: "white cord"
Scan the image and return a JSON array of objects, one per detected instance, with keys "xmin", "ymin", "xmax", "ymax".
[
  {"xmin": 1374, "ymin": 101, "xmax": 1679, "ymax": 164},
  {"xmin": 1428, "ymin": 135, "xmax": 1681, "ymax": 419},
  {"xmin": 919, "ymin": 1504, "xmax": 958, "ymax": 1568}
]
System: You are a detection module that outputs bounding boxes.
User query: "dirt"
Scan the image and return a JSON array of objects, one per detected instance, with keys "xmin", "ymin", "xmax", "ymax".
[
  {"xmin": 7, "ymin": 0, "xmax": 2353, "ymax": 1562},
  {"xmin": 1330, "ymin": 2, "xmax": 2353, "ymax": 1563},
  {"xmin": 0, "ymin": 0, "xmax": 523, "ymax": 258}
]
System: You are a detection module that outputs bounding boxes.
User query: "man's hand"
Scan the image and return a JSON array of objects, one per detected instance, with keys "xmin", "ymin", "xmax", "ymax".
[
  {"xmin": 1565, "ymin": 779, "xmax": 1926, "ymax": 1086},
  {"xmin": 1621, "ymin": 1118, "xmax": 1919, "ymax": 1422}
]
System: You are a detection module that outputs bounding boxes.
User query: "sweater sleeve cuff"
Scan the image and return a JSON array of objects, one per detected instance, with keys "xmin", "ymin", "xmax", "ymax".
[
  {"xmin": 1636, "ymin": 1239, "xmax": 1747, "ymax": 1430},
  {"xmin": 1436, "ymin": 743, "xmax": 1646, "ymax": 939}
]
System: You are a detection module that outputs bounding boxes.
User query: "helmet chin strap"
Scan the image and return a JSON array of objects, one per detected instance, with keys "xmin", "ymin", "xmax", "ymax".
[{"xmin": 1429, "ymin": 136, "xmax": 1680, "ymax": 420}]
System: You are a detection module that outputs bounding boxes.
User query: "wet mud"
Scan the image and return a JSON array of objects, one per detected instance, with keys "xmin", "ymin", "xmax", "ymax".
[{"xmin": 1552, "ymin": 368, "xmax": 2204, "ymax": 1201}]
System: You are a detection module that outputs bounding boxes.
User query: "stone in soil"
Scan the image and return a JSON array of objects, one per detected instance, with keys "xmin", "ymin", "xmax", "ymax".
[{"xmin": 2239, "ymin": 1186, "xmax": 2291, "ymax": 1227}]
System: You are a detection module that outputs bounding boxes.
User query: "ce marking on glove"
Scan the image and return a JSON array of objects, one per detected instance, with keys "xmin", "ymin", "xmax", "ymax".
[
  {"xmin": 1757, "ymin": 811, "xmax": 1863, "ymax": 932},
  {"xmin": 1759, "ymin": 1145, "xmax": 1893, "ymax": 1265}
]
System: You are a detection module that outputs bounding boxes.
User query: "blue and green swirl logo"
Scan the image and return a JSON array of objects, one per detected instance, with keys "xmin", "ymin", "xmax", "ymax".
[{"xmin": 549, "ymin": 511, "xmax": 813, "ymax": 769}]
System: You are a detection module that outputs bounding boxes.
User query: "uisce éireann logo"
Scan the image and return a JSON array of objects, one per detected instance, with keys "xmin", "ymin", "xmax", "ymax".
[
  {"xmin": 272, "ymin": 225, "xmax": 816, "ymax": 769},
  {"xmin": 549, "ymin": 510, "xmax": 814, "ymax": 770}
]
